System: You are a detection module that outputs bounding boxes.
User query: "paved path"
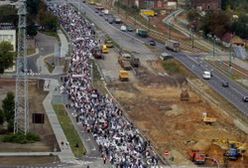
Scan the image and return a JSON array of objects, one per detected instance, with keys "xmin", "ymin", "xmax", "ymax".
[
  {"xmin": 57, "ymin": 29, "xmax": 69, "ymax": 57},
  {"xmin": 43, "ymin": 78, "xmax": 75, "ymax": 163}
]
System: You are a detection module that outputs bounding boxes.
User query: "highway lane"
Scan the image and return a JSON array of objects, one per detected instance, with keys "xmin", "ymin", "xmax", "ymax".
[
  {"xmin": 76, "ymin": 1, "xmax": 248, "ymax": 116},
  {"xmin": 173, "ymin": 52, "xmax": 248, "ymax": 116}
]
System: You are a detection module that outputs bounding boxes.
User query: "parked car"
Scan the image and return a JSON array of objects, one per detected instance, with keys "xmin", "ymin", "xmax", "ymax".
[
  {"xmin": 127, "ymin": 26, "xmax": 134, "ymax": 32},
  {"xmin": 242, "ymin": 96, "xmax": 248, "ymax": 102},
  {"xmin": 108, "ymin": 17, "xmax": 114, "ymax": 24},
  {"xmin": 115, "ymin": 17, "xmax": 122, "ymax": 24},
  {"xmin": 120, "ymin": 25, "xmax": 127, "ymax": 31}
]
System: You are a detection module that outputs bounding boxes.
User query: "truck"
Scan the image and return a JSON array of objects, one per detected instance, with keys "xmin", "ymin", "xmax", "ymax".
[
  {"xmin": 119, "ymin": 70, "xmax": 129, "ymax": 81},
  {"xmin": 91, "ymin": 47, "xmax": 104, "ymax": 59},
  {"xmin": 136, "ymin": 29, "xmax": 148, "ymax": 38},
  {"xmin": 189, "ymin": 150, "xmax": 206, "ymax": 165},
  {"xmin": 202, "ymin": 112, "xmax": 216, "ymax": 124},
  {"xmin": 130, "ymin": 57, "xmax": 140, "ymax": 67},
  {"xmin": 118, "ymin": 54, "xmax": 132, "ymax": 70},
  {"xmin": 101, "ymin": 44, "xmax": 109, "ymax": 54},
  {"xmin": 119, "ymin": 52, "xmax": 140, "ymax": 68},
  {"xmin": 165, "ymin": 39, "xmax": 180, "ymax": 52},
  {"xmin": 140, "ymin": 9, "xmax": 157, "ymax": 17},
  {"xmin": 105, "ymin": 39, "xmax": 113, "ymax": 48}
]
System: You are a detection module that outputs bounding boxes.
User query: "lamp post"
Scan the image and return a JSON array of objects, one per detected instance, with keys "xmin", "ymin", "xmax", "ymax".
[
  {"xmin": 207, "ymin": 34, "xmax": 217, "ymax": 57},
  {"xmin": 229, "ymin": 44, "xmax": 233, "ymax": 78}
]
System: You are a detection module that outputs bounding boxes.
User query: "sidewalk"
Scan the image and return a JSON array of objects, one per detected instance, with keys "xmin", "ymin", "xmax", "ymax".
[{"xmin": 43, "ymin": 78, "xmax": 75, "ymax": 163}]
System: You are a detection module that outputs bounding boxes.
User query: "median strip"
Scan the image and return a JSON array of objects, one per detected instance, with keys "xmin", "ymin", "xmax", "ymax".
[{"xmin": 53, "ymin": 104, "xmax": 86, "ymax": 158}]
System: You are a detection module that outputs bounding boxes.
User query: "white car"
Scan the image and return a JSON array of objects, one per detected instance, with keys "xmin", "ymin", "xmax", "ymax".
[
  {"xmin": 120, "ymin": 25, "xmax": 127, "ymax": 32},
  {"xmin": 202, "ymin": 71, "xmax": 211, "ymax": 79}
]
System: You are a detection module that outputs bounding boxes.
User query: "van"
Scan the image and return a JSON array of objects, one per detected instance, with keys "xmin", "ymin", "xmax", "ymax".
[
  {"xmin": 160, "ymin": 52, "xmax": 172, "ymax": 60},
  {"xmin": 202, "ymin": 71, "xmax": 211, "ymax": 79},
  {"xmin": 120, "ymin": 25, "xmax": 127, "ymax": 32}
]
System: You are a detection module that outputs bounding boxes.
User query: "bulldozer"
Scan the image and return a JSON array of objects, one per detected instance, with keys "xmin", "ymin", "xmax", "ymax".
[
  {"xmin": 180, "ymin": 88, "xmax": 189, "ymax": 101},
  {"xmin": 119, "ymin": 70, "xmax": 129, "ymax": 81}
]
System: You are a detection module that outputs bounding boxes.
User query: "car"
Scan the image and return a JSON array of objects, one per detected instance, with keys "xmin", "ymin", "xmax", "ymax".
[
  {"xmin": 242, "ymin": 96, "xmax": 248, "ymax": 102},
  {"xmin": 160, "ymin": 52, "xmax": 173, "ymax": 61},
  {"xmin": 99, "ymin": 12, "xmax": 104, "ymax": 16},
  {"xmin": 120, "ymin": 25, "xmax": 127, "ymax": 31},
  {"xmin": 202, "ymin": 71, "xmax": 211, "ymax": 80},
  {"xmin": 115, "ymin": 17, "xmax": 122, "ymax": 24},
  {"xmin": 222, "ymin": 81, "xmax": 229, "ymax": 87},
  {"xmin": 127, "ymin": 26, "xmax": 134, "ymax": 32},
  {"xmin": 149, "ymin": 39, "xmax": 156, "ymax": 46},
  {"xmin": 108, "ymin": 18, "xmax": 114, "ymax": 24}
]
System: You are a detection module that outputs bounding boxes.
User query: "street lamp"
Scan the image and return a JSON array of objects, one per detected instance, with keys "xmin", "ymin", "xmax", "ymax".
[
  {"xmin": 229, "ymin": 44, "xmax": 233, "ymax": 78},
  {"xmin": 207, "ymin": 34, "xmax": 217, "ymax": 57}
]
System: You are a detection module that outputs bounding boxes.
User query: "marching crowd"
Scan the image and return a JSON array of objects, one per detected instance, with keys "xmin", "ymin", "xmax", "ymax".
[{"xmin": 50, "ymin": 4, "xmax": 159, "ymax": 168}]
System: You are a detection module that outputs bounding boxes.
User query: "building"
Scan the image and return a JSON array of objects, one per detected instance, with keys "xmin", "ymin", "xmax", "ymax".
[
  {"xmin": 0, "ymin": 23, "xmax": 16, "ymax": 51},
  {"xmin": 191, "ymin": 0, "xmax": 221, "ymax": 11},
  {"xmin": 120, "ymin": 0, "xmax": 177, "ymax": 9}
]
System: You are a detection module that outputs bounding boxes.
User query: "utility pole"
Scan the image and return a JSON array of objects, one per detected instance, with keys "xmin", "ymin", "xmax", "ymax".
[
  {"xmin": 14, "ymin": 0, "xmax": 29, "ymax": 135},
  {"xmin": 229, "ymin": 44, "xmax": 233, "ymax": 78}
]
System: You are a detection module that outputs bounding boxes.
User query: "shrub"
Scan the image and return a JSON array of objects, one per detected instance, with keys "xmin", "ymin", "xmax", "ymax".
[{"xmin": 2, "ymin": 132, "xmax": 40, "ymax": 144}]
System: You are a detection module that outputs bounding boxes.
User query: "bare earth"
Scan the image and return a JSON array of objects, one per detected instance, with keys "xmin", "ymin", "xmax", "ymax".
[{"xmin": 108, "ymin": 61, "xmax": 248, "ymax": 167}]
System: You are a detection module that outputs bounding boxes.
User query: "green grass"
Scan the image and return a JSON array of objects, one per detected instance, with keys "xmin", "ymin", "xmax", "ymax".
[
  {"xmin": 162, "ymin": 59, "xmax": 195, "ymax": 78},
  {"xmin": 53, "ymin": 104, "xmax": 86, "ymax": 158}
]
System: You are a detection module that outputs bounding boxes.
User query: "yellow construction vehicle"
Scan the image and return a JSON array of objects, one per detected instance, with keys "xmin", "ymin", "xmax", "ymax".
[
  {"xmin": 202, "ymin": 112, "xmax": 216, "ymax": 124},
  {"xmin": 140, "ymin": 9, "xmax": 157, "ymax": 17},
  {"xmin": 105, "ymin": 39, "xmax": 113, "ymax": 48},
  {"xmin": 119, "ymin": 70, "xmax": 129, "ymax": 81},
  {"xmin": 101, "ymin": 44, "xmax": 109, "ymax": 54},
  {"xmin": 212, "ymin": 139, "xmax": 247, "ymax": 152}
]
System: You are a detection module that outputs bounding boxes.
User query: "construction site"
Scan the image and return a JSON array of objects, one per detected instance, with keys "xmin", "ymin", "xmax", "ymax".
[{"xmin": 105, "ymin": 59, "xmax": 248, "ymax": 168}]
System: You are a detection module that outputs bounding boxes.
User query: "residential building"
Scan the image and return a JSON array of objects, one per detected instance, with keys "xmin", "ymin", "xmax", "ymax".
[
  {"xmin": 0, "ymin": 23, "xmax": 16, "ymax": 51},
  {"xmin": 191, "ymin": 0, "xmax": 221, "ymax": 11}
]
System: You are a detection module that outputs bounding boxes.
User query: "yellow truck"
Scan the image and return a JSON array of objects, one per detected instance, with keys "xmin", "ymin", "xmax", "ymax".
[
  {"xmin": 119, "ymin": 70, "xmax": 129, "ymax": 81},
  {"xmin": 140, "ymin": 9, "xmax": 157, "ymax": 17},
  {"xmin": 101, "ymin": 44, "xmax": 109, "ymax": 54},
  {"xmin": 105, "ymin": 39, "xmax": 113, "ymax": 48}
]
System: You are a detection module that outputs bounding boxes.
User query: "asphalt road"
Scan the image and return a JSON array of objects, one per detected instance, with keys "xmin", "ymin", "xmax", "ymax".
[
  {"xmin": 74, "ymin": 1, "xmax": 248, "ymax": 116},
  {"xmin": 27, "ymin": 33, "xmax": 58, "ymax": 73}
]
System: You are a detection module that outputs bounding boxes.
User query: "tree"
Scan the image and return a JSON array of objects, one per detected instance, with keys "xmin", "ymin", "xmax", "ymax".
[
  {"xmin": 0, "ymin": 109, "xmax": 4, "ymax": 125},
  {"xmin": 200, "ymin": 11, "xmax": 231, "ymax": 38},
  {"xmin": 40, "ymin": 12, "xmax": 58, "ymax": 32},
  {"xmin": 27, "ymin": 22, "xmax": 38, "ymax": 37},
  {"xmin": 0, "ymin": 41, "xmax": 15, "ymax": 74},
  {"xmin": 2, "ymin": 92, "xmax": 15, "ymax": 132},
  {"xmin": 231, "ymin": 13, "xmax": 248, "ymax": 39},
  {"xmin": 0, "ymin": 5, "xmax": 18, "ymax": 26},
  {"xmin": 27, "ymin": 0, "xmax": 41, "ymax": 17}
]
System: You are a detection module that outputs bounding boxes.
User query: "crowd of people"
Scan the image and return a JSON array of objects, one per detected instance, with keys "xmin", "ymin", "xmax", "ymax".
[{"xmin": 50, "ymin": 4, "xmax": 159, "ymax": 167}]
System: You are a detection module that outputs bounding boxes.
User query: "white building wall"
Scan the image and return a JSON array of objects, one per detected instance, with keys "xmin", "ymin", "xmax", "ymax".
[{"xmin": 0, "ymin": 29, "xmax": 16, "ymax": 52}]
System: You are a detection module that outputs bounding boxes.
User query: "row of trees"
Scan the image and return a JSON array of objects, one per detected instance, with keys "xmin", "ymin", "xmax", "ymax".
[
  {"xmin": 0, "ymin": 0, "xmax": 58, "ymax": 37},
  {"xmin": 0, "ymin": 92, "xmax": 15, "ymax": 132},
  {"xmin": 187, "ymin": 9, "xmax": 248, "ymax": 39}
]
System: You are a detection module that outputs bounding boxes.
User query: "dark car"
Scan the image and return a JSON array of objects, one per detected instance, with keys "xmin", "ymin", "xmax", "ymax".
[
  {"xmin": 127, "ymin": 26, "xmax": 134, "ymax": 32},
  {"xmin": 149, "ymin": 40, "xmax": 156, "ymax": 46},
  {"xmin": 242, "ymin": 96, "xmax": 248, "ymax": 102},
  {"xmin": 222, "ymin": 81, "xmax": 229, "ymax": 87},
  {"xmin": 108, "ymin": 17, "xmax": 114, "ymax": 24}
]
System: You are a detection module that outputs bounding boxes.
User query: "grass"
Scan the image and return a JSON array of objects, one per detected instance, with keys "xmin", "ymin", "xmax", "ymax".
[
  {"xmin": 92, "ymin": 61, "xmax": 107, "ymax": 95},
  {"xmin": 53, "ymin": 104, "xmax": 86, "ymax": 158},
  {"xmin": 41, "ymin": 31, "xmax": 59, "ymax": 39},
  {"xmin": 162, "ymin": 59, "xmax": 195, "ymax": 78},
  {"xmin": 44, "ymin": 56, "xmax": 56, "ymax": 73},
  {"xmin": 27, "ymin": 48, "xmax": 36, "ymax": 56}
]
